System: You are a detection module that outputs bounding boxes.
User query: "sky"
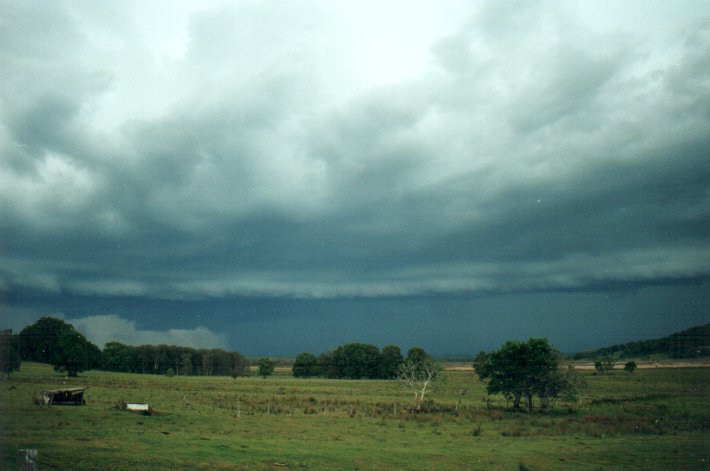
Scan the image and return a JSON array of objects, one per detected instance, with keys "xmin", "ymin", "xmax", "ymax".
[{"xmin": 1, "ymin": 0, "xmax": 709, "ymax": 356}]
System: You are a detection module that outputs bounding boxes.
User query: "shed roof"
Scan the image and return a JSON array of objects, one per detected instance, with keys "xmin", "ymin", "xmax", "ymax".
[{"xmin": 44, "ymin": 387, "xmax": 86, "ymax": 394}]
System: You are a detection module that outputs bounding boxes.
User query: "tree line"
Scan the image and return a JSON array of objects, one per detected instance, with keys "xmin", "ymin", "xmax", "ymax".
[
  {"xmin": 292, "ymin": 339, "xmax": 585, "ymax": 412},
  {"xmin": 101, "ymin": 341, "xmax": 248, "ymax": 377},
  {"xmin": 3, "ymin": 317, "xmax": 248, "ymax": 377},
  {"xmin": 2, "ymin": 317, "xmax": 593, "ymax": 413},
  {"xmin": 291, "ymin": 343, "xmax": 434, "ymax": 380}
]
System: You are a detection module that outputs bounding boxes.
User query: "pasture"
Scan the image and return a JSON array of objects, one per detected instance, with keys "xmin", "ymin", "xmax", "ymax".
[{"xmin": 1, "ymin": 363, "xmax": 708, "ymax": 470}]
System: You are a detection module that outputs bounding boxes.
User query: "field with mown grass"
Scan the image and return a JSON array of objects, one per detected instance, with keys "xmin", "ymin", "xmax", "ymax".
[{"xmin": 1, "ymin": 362, "xmax": 708, "ymax": 470}]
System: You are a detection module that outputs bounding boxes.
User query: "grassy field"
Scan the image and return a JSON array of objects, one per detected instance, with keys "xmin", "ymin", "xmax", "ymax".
[{"xmin": 1, "ymin": 363, "xmax": 708, "ymax": 470}]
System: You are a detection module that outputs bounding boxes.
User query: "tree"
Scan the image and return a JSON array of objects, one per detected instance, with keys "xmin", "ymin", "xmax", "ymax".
[
  {"xmin": 101, "ymin": 342, "xmax": 133, "ymax": 372},
  {"xmin": 623, "ymin": 361, "xmax": 637, "ymax": 373},
  {"xmin": 398, "ymin": 355, "xmax": 443, "ymax": 412},
  {"xmin": 332, "ymin": 343, "xmax": 382, "ymax": 379},
  {"xmin": 405, "ymin": 347, "xmax": 429, "ymax": 366},
  {"xmin": 180, "ymin": 353, "xmax": 193, "ymax": 376},
  {"xmin": 317, "ymin": 350, "xmax": 338, "ymax": 378},
  {"xmin": 19, "ymin": 317, "xmax": 75, "ymax": 363},
  {"xmin": 0, "ymin": 330, "xmax": 21, "ymax": 378},
  {"xmin": 292, "ymin": 352, "xmax": 319, "ymax": 378},
  {"xmin": 229, "ymin": 351, "xmax": 248, "ymax": 377},
  {"xmin": 50, "ymin": 330, "xmax": 101, "ymax": 377},
  {"xmin": 258, "ymin": 357, "xmax": 275, "ymax": 378},
  {"xmin": 135, "ymin": 345, "xmax": 155, "ymax": 374},
  {"xmin": 379, "ymin": 345, "xmax": 404, "ymax": 379},
  {"xmin": 474, "ymin": 338, "xmax": 575, "ymax": 411},
  {"xmin": 594, "ymin": 356, "xmax": 615, "ymax": 374},
  {"xmin": 17, "ymin": 316, "xmax": 101, "ymax": 376},
  {"xmin": 536, "ymin": 364, "xmax": 586, "ymax": 408}
]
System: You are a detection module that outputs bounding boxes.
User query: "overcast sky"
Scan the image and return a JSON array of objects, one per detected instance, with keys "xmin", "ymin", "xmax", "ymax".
[{"xmin": 1, "ymin": 1, "xmax": 709, "ymax": 355}]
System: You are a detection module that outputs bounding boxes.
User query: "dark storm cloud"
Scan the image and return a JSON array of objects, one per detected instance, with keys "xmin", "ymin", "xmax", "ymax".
[{"xmin": 1, "ymin": 1, "xmax": 709, "ymax": 307}]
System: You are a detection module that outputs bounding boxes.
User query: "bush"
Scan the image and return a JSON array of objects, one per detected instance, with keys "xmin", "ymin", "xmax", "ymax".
[
  {"xmin": 594, "ymin": 356, "xmax": 615, "ymax": 374},
  {"xmin": 292, "ymin": 352, "xmax": 319, "ymax": 378},
  {"xmin": 623, "ymin": 361, "xmax": 637, "ymax": 373},
  {"xmin": 258, "ymin": 358, "xmax": 275, "ymax": 378}
]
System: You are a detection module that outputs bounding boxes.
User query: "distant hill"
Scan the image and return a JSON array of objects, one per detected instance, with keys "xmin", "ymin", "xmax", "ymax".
[{"xmin": 573, "ymin": 322, "xmax": 710, "ymax": 360}]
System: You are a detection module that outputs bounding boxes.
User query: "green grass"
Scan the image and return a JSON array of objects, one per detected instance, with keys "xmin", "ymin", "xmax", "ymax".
[{"xmin": 1, "ymin": 363, "xmax": 708, "ymax": 470}]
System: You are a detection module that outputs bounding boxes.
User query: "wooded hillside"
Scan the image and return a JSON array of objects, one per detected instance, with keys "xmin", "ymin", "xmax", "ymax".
[{"xmin": 573, "ymin": 322, "xmax": 710, "ymax": 359}]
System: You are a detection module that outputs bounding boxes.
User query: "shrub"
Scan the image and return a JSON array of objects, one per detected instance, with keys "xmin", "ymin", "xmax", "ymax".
[
  {"xmin": 623, "ymin": 361, "xmax": 637, "ymax": 373},
  {"xmin": 258, "ymin": 358, "xmax": 275, "ymax": 378},
  {"xmin": 594, "ymin": 356, "xmax": 615, "ymax": 374},
  {"xmin": 292, "ymin": 352, "xmax": 319, "ymax": 378}
]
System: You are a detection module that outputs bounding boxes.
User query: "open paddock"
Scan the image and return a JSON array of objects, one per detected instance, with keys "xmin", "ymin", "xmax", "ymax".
[{"xmin": 1, "ymin": 362, "xmax": 707, "ymax": 470}]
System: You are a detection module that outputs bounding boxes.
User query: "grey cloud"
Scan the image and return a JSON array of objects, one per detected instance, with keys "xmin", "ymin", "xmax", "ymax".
[{"xmin": 1, "ymin": 1, "xmax": 709, "ymax": 302}]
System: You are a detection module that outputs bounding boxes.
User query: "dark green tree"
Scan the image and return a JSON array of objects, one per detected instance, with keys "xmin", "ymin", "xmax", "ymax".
[
  {"xmin": 101, "ymin": 342, "xmax": 133, "ymax": 372},
  {"xmin": 19, "ymin": 317, "xmax": 75, "ymax": 363},
  {"xmin": 332, "ymin": 343, "xmax": 382, "ymax": 379},
  {"xmin": 50, "ymin": 330, "xmax": 101, "ymax": 377},
  {"xmin": 0, "ymin": 330, "xmax": 21, "ymax": 378},
  {"xmin": 258, "ymin": 357, "xmax": 275, "ymax": 378},
  {"xmin": 134, "ymin": 345, "xmax": 155, "ymax": 374},
  {"xmin": 379, "ymin": 345, "xmax": 404, "ymax": 379},
  {"xmin": 405, "ymin": 347, "xmax": 429, "ymax": 366},
  {"xmin": 292, "ymin": 352, "xmax": 319, "ymax": 378},
  {"xmin": 623, "ymin": 361, "xmax": 637, "ymax": 373},
  {"xmin": 317, "ymin": 350, "xmax": 338, "ymax": 378},
  {"xmin": 474, "ymin": 338, "xmax": 574, "ymax": 411},
  {"xmin": 229, "ymin": 351, "xmax": 248, "ymax": 377}
]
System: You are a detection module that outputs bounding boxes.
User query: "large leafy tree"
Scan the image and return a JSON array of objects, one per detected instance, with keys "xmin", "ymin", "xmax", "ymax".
[
  {"xmin": 332, "ymin": 343, "xmax": 382, "ymax": 379},
  {"xmin": 51, "ymin": 330, "xmax": 101, "ymax": 377},
  {"xmin": 19, "ymin": 317, "xmax": 101, "ymax": 376},
  {"xmin": 0, "ymin": 330, "xmax": 21, "ymax": 378},
  {"xmin": 292, "ymin": 352, "xmax": 319, "ymax": 378},
  {"xmin": 474, "ymin": 338, "xmax": 576, "ymax": 411},
  {"xmin": 19, "ymin": 317, "xmax": 75, "ymax": 363}
]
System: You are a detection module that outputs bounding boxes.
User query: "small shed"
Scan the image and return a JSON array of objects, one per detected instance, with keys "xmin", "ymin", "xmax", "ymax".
[{"xmin": 42, "ymin": 387, "xmax": 86, "ymax": 405}]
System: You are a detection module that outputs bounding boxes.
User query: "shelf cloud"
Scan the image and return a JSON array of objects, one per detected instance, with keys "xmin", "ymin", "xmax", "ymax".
[{"xmin": 1, "ymin": 1, "xmax": 708, "ymax": 354}]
